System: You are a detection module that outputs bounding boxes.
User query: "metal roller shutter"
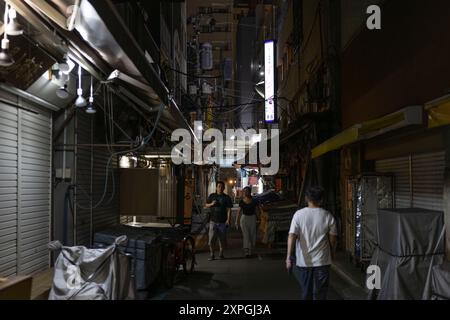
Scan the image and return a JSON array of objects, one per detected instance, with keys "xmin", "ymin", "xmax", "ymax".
[
  {"xmin": 75, "ymin": 112, "xmax": 92, "ymax": 246},
  {"xmin": 92, "ymin": 148, "xmax": 119, "ymax": 234},
  {"xmin": 376, "ymin": 156, "xmax": 411, "ymax": 208},
  {"xmin": 375, "ymin": 151, "xmax": 445, "ymax": 211},
  {"xmin": 0, "ymin": 100, "xmax": 51, "ymax": 277},
  {"xmin": 18, "ymin": 108, "xmax": 52, "ymax": 275},
  {"xmin": 0, "ymin": 103, "xmax": 19, "ymax": 277},
  {"xmin": 75, "ymin": 112, "xmax": 119, "ymax": 246},
  {"xmin": 412, "ymin": 151, "xmax": 445, "ymax": 211}
]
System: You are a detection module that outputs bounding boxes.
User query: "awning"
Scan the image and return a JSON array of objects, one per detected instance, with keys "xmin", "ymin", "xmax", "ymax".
[
  {"xmin": 311, "ymin": 105, "xmax": 423, "ymax": 158},
  {"xmin": 425, "ymin": 94, "xmax": 450, "ymax": 128}
]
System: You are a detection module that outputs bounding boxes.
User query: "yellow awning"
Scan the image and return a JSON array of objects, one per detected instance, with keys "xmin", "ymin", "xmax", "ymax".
[
  {"xmin": 425, "ymin": 95, "xmax": 450, "ymax": 128},
  {"xmin": 311, "ymin": 106, "xmax": 422, "ymax": 159},
  {"xmin": 311, "ymin": 126, "xmax": 360, "ymax": 159}
]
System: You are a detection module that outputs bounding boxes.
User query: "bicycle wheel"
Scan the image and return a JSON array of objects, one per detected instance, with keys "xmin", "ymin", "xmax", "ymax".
[{"xmin": 182, "ymin": 237, "xmax": 195, "ymax": 274}]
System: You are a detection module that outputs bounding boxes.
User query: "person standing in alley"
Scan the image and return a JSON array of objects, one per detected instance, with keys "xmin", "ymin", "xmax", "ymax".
[
  {"xmin": 236, "ymin": 186, "xmax": 260, "ymax": 258},
  {"xmin": 286, "ymin": 186, "xmax": 338, "ymax": 300},
  {"xmin": 205, "ymin": 181, "xmax": 233, "ymax": 260}
]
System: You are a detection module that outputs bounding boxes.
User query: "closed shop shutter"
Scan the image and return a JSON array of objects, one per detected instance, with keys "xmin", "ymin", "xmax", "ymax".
[
  {"xmin": 375, "ymin": 151, "xmax": 445, "ymax": 211},
  {"xmin": 75, "ymin": 112, "xmax": 119, "ymax": 246},
  {"xmin": 412, "ymin": 151, "xmax": 445, "ymax": 211},
  {"xmin": 0, "ymin": 103, "xmax": 19, "ymax": 277},
  {"xmin": 375, "ymin": 156, "xmax": 411, "ymax": 208},
  {"xmin": 0, "ymin": 100, "xmax": 51, "ymax": 277},
  {"xmin": 18, "ymin": 107, "xmax": 52, "ymax": 275}
]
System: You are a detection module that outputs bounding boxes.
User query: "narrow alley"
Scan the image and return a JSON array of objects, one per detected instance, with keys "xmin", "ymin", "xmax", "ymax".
[{"xmin": 0, "ymin": 0, "xmax": 450, "ymax": 305}]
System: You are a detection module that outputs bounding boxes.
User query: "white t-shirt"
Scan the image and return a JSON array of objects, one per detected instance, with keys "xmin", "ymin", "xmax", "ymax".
[{"xmin": 288, "ymin": 207, "xmax": 338, "ymax": 267}]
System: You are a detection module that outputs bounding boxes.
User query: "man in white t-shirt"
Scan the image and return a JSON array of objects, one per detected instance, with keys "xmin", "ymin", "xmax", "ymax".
[{"xmin": 286, "ymin": 187, "xmax": 338, "ymax": 300}]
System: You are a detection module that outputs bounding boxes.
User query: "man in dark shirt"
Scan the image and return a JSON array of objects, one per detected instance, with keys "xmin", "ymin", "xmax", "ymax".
[{"xmin": 205, "ymin": 181, "xmax": 233, "ymax": 260}]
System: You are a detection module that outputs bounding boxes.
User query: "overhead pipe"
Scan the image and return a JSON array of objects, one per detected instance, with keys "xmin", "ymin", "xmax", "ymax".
[
  {"xmin": 67, "ymin": 0, "xmax": 80, "ymax": 31},
  {"xmin": 24, "ymin": 0, "xmax": 78, "ymax": 31}
]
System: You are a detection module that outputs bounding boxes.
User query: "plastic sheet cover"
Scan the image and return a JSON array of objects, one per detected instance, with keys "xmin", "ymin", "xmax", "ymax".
[
  {"xmin": 423, "ymin": 261, "xmax": 450, "ymax": 300},
  {"xmin": 48, "ymin": 236, "xmax": 134, "ymax": 300},
  {"xmin": 368, "ymin": 208, "xmax": 445, "ymax": 300}
]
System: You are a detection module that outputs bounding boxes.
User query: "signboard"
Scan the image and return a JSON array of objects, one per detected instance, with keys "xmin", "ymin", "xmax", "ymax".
[{"xmin": 264, "ymin": 40, "xmax": 276, "ymax": 123}]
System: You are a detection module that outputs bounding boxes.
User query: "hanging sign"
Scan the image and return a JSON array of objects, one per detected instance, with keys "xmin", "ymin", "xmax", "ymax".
[{"xmin": 264, "ymin": 40, "xmax": 277, "ymax": 123}]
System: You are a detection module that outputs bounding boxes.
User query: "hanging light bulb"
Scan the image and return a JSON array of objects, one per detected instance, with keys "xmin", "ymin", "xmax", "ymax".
[
  {"xmin": 5, "ymin": 7, "xmax": 23, "ymax": 36},
  {"xmin": 75, "ymin": 65, "xmax": 87, "ymax": 107},
  {"xmin": 85, "ymin": 76, "xmax": 96, "ymax": 114},
  {"xmin": 0, "ymin": 4, "xmax": 14, "ymax": 67}
]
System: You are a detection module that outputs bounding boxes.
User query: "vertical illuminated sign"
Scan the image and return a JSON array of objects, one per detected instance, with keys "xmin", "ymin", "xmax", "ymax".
[{"xmin": 264, "ymin": 40, "xmax": 276, "ymax": 123}]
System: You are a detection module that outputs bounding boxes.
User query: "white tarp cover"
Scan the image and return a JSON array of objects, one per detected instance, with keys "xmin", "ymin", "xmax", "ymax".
[{"xmin": 48, "ymin": 236, "xmax": 134, "ymax": 300}]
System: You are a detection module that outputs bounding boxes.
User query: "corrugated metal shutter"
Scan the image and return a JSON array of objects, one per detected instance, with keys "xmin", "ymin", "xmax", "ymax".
[
  {"xmin": 75, "ymin": 112, "xmax": 119, "ymax": 246},
  {"xmin": 0, "ymin": 103, "xmax": 19, "ymax": 277},
  {"xmin": 75, "ymin": 112, "xmax": 92, "ymax": 246},
  {"xmin": 0, "ymin": 100, "xmax": 51, "ymax": 277},
  {"xmin": 92, "ymin": 148, "xmax": 119, "ymax": 234},
  {"xmin": 376, "ymin": 156, "xmax": 411, "ymax": 208},
  {"xmin": 376, "ymin": 151, "xmax": 445, "ymax": 211},
  {"xmin": 412, "ymin": 151, "xmax": 445, "ymax": 211},
  {"xmin": 18, "ymin": 107, "xmax": 52, "ymax": 275}
]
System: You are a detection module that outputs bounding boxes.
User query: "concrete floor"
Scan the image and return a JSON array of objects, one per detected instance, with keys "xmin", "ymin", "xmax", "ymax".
[{"xmin": 147, "ymin": 230, "xmax": 367, "ymax": 300}]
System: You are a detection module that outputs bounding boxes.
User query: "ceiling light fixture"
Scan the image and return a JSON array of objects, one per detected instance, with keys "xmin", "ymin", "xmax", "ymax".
[
  {"xmin": 59, "ymin": 54, "xmax": 75, "ymax": 74},
  {"xmin": 85, "ymin": 75, "xmax": 96, "ymax": 114},
  {"xmin": 75, "ymin": 65, "xmax": 87, "ymax": 107},
  {"xmin": 0, "ymin": 4, "xmax": 14, "ymax": 67},
  {"xmin": 56, "ymin": 84, "xmax": 69, "ymax": 99},
  {"xmin": 5, "ymin": 7, "xmax": 23, "ymax": 36}
]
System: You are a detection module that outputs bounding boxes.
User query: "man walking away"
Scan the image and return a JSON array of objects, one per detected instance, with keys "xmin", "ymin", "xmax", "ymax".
[
  {"xmin": 286, "ymin": 187, "xmax": 338, "ymax": 300},
  {"xmin": 205, "ymin": 181, "xmax": 233, "ymax": 260}
]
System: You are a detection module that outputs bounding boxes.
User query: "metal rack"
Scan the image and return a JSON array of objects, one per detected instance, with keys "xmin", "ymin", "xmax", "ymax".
[{"xmin": 346, "ymin": 173, "xmax": 394, "ymax": 268}]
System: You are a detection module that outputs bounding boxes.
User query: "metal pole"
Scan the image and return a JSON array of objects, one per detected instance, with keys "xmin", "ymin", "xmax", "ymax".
[
  {"xmin": 73, "ymin": 111, "xmax": 78, "ymax": 245},
  {"xmin": 90, "ymin": 116, "xmax": 94, "ymax": 247},
  {"xmin": 409, "ymin": 155, "xmax": 413, "ymax": 208},
  {"xmin": 55, "ymin": 144, "xmax": 133, "ymax": 148}
]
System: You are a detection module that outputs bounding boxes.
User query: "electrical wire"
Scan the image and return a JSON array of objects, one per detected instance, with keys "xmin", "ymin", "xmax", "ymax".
[
  {"xmin": 76, "ymin": 102, "xmax": 164, "ymax": 210},
  {"xmin": 168, "ymin": 67, "xmax": 223, "ymax": 79}
]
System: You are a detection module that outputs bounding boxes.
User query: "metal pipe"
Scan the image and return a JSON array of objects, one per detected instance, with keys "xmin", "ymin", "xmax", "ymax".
[
  {"xmin": 73, "ymin": 111, "xmax": 78, "ymax": 245},
  {"xmin": 24, "ymin": 0, "xmax": 68, "ymax": 30},
  {"xmin": 55, "ymin": 144, "xmax": 133, "ymax": 148},
  {"xmin": 67, "ymin": 0, "xmax": 81, "ymax": 31},
  {"xmin": 409, "ymin": 154, "xmax": 413, "ymax": 208},
  {"xmin": 89, "ymin": 116, "xmax": 94, "ymax": 247}
]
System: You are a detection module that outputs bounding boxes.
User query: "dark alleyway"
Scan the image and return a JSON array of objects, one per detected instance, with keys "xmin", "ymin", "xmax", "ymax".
[{"xmin": 147, "ymin": 230, "xmax": 367, "ymax": 300}]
